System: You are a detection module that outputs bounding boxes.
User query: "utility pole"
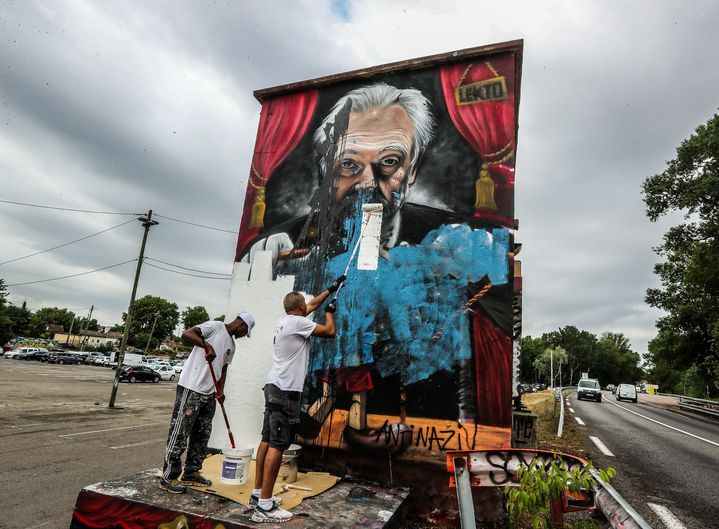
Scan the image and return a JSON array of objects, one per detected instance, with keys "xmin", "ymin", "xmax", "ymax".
[
  {"xmin": 550, "ymin": 349, "xmax": 554, "ymax": 389},
  {"xmin": 79, "ymin": 305, "xmax": 94, "ymax": 352},
  {"xmin": 66, "ymin": 317, "xmax": 76, "ymax": 344},
  {"xmin": 109, "ymin": 210, "xmax": 158, "ymax": 408},
  {"xmin": 145, "ymin": 311, "xmax": 161, "ymax": 352}
]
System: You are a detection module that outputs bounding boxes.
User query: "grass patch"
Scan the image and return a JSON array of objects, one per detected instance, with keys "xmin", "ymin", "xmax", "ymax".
[{"xmin": 524, "ymin": 390, "xmax": 588, "ymax": 459}]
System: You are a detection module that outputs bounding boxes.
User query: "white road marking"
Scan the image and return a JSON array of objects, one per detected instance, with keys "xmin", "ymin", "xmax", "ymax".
[
  {"xmin": 605, "ymin": 399, "xmax": 719, "ymax": 448},
  {"xmin": 589, "ymin": 435, "xmax": 615, "ymax": 456},
  {"xmin": 568, "ymin": 407, "xmax": 575, "ymax": 413},
  {"xmin": 59, "ymin": 422, "xmax": 165, "ymax": 438},
  {"xmin": 9, "ymin": 423, "xmax": 43, "ymax": 429},
  {"xmin": 575, "ymin": 417, "xmax": 585, "ymax": 425},
  {"xmin": 110, "ymin": 438, "xmax": 165, "ymax": 449},
  {"xmin": 647, "ymin": 503, "xmax": 687, "ymax": 529}
]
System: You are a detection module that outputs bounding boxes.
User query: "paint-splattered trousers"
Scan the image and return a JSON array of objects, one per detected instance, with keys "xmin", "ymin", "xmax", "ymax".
[{"xmin": 162, "ymin": 385, "xmax": 215, "ymax": 481}]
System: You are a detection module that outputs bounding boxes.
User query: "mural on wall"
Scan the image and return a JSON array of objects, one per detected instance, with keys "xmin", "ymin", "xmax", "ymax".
[{"xmin": 236, "ymin": 42, "xmax": 522, "ymax": 463}]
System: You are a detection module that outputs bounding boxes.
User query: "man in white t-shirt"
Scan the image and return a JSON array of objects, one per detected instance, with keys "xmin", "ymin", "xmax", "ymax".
[
  {"xmin": 250, "ymin": 278, "xmax": 342, "ymax": 523},
  {"xmin": 160, "ymin": 311, "xmax": 255, "ymax": 494}
]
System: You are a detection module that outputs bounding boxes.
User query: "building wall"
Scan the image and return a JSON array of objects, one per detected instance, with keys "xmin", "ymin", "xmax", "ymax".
[{"xmin": 218, "ymin": 44, "xmax": 522, "ymax": 475}]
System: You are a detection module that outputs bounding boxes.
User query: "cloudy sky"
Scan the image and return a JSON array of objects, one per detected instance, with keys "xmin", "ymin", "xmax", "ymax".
[{"xmin": 1, "ymin": 0, "xmax": 717, "ymax": 355}]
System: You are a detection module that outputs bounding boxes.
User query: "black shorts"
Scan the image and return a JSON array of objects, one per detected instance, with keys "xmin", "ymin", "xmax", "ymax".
[{"xmin": 261, "ymin": 384, "xmax": 301, "ymax": 451}]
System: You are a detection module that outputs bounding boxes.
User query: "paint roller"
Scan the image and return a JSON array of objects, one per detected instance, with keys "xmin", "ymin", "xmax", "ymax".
[
  {"xmin": 331, "ymin": 203, "xmax": 383, "ymax": 304},
  {"xmin": 200, "ymin": 333, "xmax": 236, "ymax": 449}
]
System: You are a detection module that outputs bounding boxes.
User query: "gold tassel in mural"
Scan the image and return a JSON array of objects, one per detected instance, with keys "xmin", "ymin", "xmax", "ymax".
[
  {"xmin": 474, "ymin": 163, "xmax": 497, "ymax": 210},
  {"xmin": 249, "ymin": 186, "xmax": 266, "ymax": 229}
]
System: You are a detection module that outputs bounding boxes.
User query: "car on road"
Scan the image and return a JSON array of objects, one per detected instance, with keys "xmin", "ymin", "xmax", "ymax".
[
  {"xmin": 577, "ymin": 378, "xmax": 602, "ymax": 402},
  {"xmin": 616, "ymin": 383, "xmax": 638, "ymax": 403},
  {"xmin": 606, "ymin": 384, "xmax": 616, "ymax": 393},
  {"xmin": 118, "ymin": 365, "xmax": 161, "ymax": 383}
]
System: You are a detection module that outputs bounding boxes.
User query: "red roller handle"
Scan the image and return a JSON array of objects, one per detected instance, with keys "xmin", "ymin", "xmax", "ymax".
[{"xmin": 204, "ymin": 344, "xmax": 236, "ymax": 449}]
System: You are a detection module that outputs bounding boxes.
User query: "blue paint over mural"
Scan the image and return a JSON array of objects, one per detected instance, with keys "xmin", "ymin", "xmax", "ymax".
[{"xmin": 307, "ymin": 212, "xmax": 509, "ymax": 384}]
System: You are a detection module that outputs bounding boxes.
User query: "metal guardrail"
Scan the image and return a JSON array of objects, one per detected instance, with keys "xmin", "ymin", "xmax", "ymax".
[
  {"xmin": 678, "ymin": 396, "xmax": 719, "ymax": 418},
  {"xmin": 557, "ymin": 387, "xmax": 565, "ymax": 437},
  {"xmin": 590, "ymin": 468, "xmax": 653, "ymax": 529}
]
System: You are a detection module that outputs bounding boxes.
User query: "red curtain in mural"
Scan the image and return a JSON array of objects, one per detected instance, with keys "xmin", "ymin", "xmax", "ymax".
[
  {"xmin": 235, "ymin": 90, "xmax": 319, "ymax": 260},
  {"xmin": 472, "ymin": 312, "xmax": 512, "ymax": 428},
  {"xmin": 439, "ymin": 54, "xmax": 516, "ymax": 227}
]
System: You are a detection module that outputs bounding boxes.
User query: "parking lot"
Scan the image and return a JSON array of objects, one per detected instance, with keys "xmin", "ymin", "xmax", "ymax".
[{"xmin": 0, "ymin": 358, "xmax": 177, "ymax": 529}]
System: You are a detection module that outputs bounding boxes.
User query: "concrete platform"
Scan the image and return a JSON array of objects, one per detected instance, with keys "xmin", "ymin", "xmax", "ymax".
[{"xmin": 70, "ymin": 469, "xmax": 410, "ymax": 529}]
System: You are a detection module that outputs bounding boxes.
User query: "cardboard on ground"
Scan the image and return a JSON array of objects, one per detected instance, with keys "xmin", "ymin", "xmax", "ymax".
[{"xmin": 188, "ymin": 455, "xmax": 340, "ymax": 510}]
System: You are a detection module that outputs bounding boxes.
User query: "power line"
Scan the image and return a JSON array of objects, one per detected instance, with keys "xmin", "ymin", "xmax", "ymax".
[
  {"xmin": 154, "ymin": 213, "xmax": 237, "ymax": 234},
  {"xmin": 6, "ymin": 259, "xmax": 137, "ymax": 287},
  {"xmin": 144, "ymin": 260, "xmax": 231, "ymax": 280},
  {"xmin": 0, "ymin": 198, "xmax": 141, "ymax": 216},
  {"xmin": 144, "ymin": 257, "xmax": 231, "ymax": 276},
  {"xmin": 0, "ymin": 218, "xmax": 138, "ymax": 266}
]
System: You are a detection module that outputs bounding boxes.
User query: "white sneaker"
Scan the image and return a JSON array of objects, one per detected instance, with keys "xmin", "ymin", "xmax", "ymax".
[{"xmin": 250, "ymin": 504, "xmax": 293, "ymax": 523}]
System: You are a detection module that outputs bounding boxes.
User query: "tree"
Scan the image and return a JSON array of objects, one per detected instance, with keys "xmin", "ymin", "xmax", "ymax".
[
  {"xmin": 214, "ymin": 314, "xmax": 225, "ymax": 322},
  {"xmin": 520, "ymin": 336, "xmax": 547, "ymax": 383},
  {"xmin": 76, "ymin": 317, "xmax": 99, "ymax": 332},
  {"xmin": 30, "ymin": 307, "xmax": 76, "ymax": 336},
  {"xmin": 543, "ymin": 326, "xmax": 598, "ymax": 385},
  {"xmin": 123, "ymin": 295, "xmax": 179, "ymax": 349},
  {"xmin": 642, "ymin": 112, "xmax": 719, "ymax": 396},
  {"xmin": 533, "ymin": 347, "xmax": 568, "ymax": 386},
  {"xmin": 182, "ymin": 306, "xmax": 209, "ymax": 330},
  {"xmin": 1, "ymin": 302, "xmax": 33, "ymax": 342},
  {"xmin": 0, "ymin": 279, "xmax": 13, "ymax": 344}
]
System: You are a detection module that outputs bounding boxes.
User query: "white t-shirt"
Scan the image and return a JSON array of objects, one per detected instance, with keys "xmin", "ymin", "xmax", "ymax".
[
  {"xmin": 179, "ymin": 321, "xmax": 235, "ymax": 394},
  {"xmin": 266, "ymin": 314, "xmax": 317, "ymax": 392}
]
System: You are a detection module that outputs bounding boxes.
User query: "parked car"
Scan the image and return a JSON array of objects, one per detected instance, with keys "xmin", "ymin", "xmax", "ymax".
[
  {"xmin": 94, "ymin": 354, "xmax": 111, "ymax": 366},
  {"xmin": 23, "ymin": 348, "xmax": 50, "ymax": 361},
  {"xmin": 47, "ymin": 352, "xmax": 84, "ymax": 365},
  {"xmin": 83, "ymin": 352, "xmax": 106, "ymax": 365},
  {"xmin": 616, "ymin": 383, "xmax": 638, "ymax": 403},
  {"xmin": 118, "ymin": 365, "xmax": 161, "ymax": 383},
  {"xmin": 4, "ymin": 347, "xmax": 40, "ymax": 359},
  {"xmin": 577, "ymin": 378, "xmax": 602, "ymax": 402},
  {"xmin": 172, "ymin": 361, "xmax": 185, "ymax": 374},
  {"xmin": 148, "ymin": 363, "xmax": 176, "ymax": 381}
]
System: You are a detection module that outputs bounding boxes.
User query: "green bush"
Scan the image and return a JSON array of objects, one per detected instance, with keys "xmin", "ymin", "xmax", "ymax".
[{"xmin": 505, "ymin": 456, "xmax": 615, "ymax": 529}]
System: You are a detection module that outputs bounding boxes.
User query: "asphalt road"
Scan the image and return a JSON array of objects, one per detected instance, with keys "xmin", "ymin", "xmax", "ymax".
[
  {"xmin": 568, "ymin": 391, "xmax": 719, "ymax": 529},
  {"xmin": 0, "ymin": 359, "xmax": 176, "ymax": 529}
]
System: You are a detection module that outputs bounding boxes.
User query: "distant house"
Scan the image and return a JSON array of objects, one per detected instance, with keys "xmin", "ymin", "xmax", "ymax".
[
  {"xmin": 46, "ymin": 324, "xmax": 65, "ymax": 334},
  {"xmin": 53, "ymin": 330, "xmax": 123, "ymax": 348}
]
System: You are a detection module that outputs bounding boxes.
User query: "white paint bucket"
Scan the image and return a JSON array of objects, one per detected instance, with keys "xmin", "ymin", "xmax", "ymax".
[
  {"xmin": 277, "ymin": 443, "xmax": 301, "ymax": 484},
  {"xmin": 220, "ymin": 446, "xmax": 253, "ymax": 485}
]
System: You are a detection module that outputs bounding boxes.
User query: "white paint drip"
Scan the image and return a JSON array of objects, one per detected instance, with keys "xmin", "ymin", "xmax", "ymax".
[
  {"xmin": 357, "ymin": 203, "xmax": 382, "ymax": 270},
  {"xmin": 589, "ymin": 435, "xmax": 615, "ymax": 457},
  {"xmin": 605, "ymin": 399, "xmax": 719, "ymax": 448},
  {"xmin": 575, "ymin": 417, "xmax": 585, "ymax": 425},
  {"xmin": 647, "ymin": 503, "xmax": 687, "ymax": 529}
]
